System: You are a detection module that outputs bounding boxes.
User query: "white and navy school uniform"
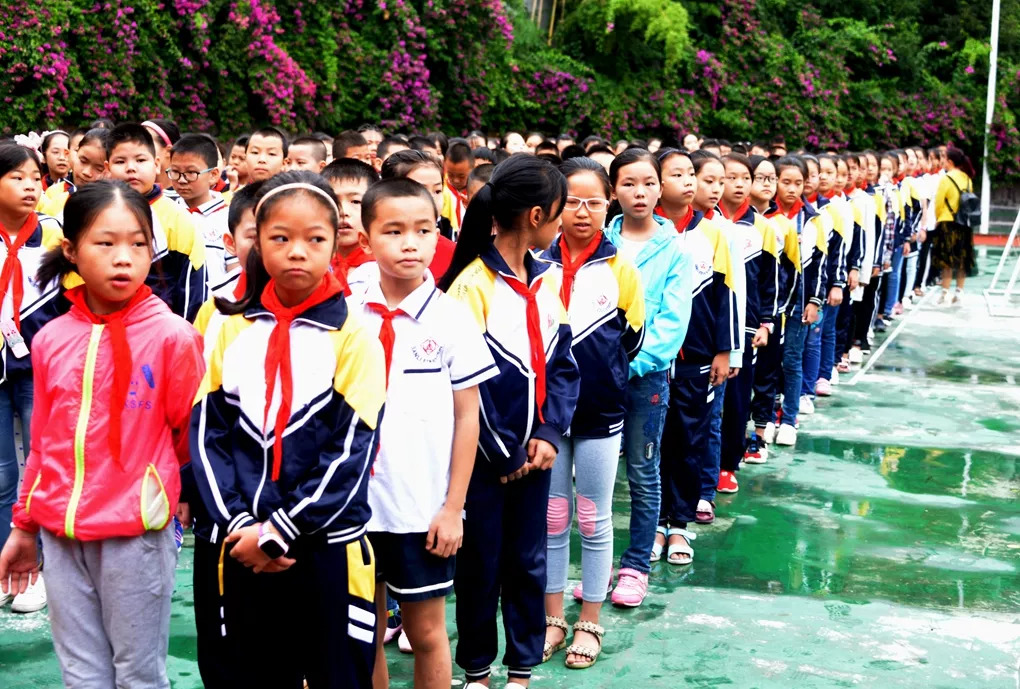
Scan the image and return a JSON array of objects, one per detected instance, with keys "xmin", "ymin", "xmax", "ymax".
[
  {"xmin": 183, "ymin": 193, "xmax": 230, "ymax": 290},
  {"xmin": 352, "ymin": 273, "xmax": 497, "ymax": 602},
  {"xmin": 447, "ymin": 243, "xmax": 580, "ymax": 682},
  {"xmin": 749, "ymin": 209, "xmax": 792, "ymax": 431}
]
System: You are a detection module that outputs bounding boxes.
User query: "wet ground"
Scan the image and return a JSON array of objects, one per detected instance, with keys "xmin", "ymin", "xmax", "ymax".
[{"xmin": 2, "ymin": 250, "xmax": 1018, "ymax": 688}]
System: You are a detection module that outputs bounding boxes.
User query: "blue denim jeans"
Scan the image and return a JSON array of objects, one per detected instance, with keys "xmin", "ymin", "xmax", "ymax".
[
  {"xmin": 701, "ymin": 380, "xmax": 726, "ymax": 502},
  {"xmin": 882, "ymin": 244, "xmax": 905, "ymax": 315},
  {"xmin": 619, "ymin": 370, "xmax": 669, "ymax": 574},
  {"xmin": 818, "ymin": 304, "xmax": 838, "ymax": 382},
  {"xmin": 0, "ymin": 376, "xmax": 34, "ymax": 546},
  {"xmin": 781, "ymin": 307, "xmax": 808, "ymax": 427},
  {"xmin": 801, "ymin": 308, "xmax": 824, "ymax": 397}
]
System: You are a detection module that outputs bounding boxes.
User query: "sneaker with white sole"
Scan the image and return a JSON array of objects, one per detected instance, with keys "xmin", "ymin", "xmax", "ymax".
[
  {"xmin": 799, "ymin": 395, "xmax": 815, "ymax": 415},
  {"xmin": 763, "ymin": 421, "xmax": 776, "ymax": 445},
  {"xmin": 717, "ymin": 470, "xmax": 739, "ymax": 493},
  {"xmin": 743, "ymin": 434, "xmax": 768, "ymax": 464},
  {"xmin": 775, "ymin": 423, "xmax": 797, "ymax": 446},
  {"xmin": 11, "ymin": 573, "xmax": 46, "ymax": 613},
  {"xmin": 837, "ymin": 359, "xmax": 851, "ymax": 373},
  {"xmin": 610, "ymin": 568, "xmax": 648, "ymax": 608},
  {"xmin": 573, "ymin": 569, "xmax": 614, "ymax": 602},
  {"xmin": 0, "ymin": 588, "xmax": 12, "ymax": 607},
  {"xmin": 815, "ymin": 379, "xmax": 832, "ymax": 397},
  {"xmin": 830, "ymin": 367, "xmax": 840, "ymax": 385},
  {"xmin": 849, "ymin": 346, "xmax": 863, "ymax": 364}
]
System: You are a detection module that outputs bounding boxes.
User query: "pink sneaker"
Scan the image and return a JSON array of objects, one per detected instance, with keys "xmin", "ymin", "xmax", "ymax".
[
  {"xmin": 610, "ymin": 568, "xmax": 648, "ymax": 608},
  {"xmin": 572, "ymin": 569, "xmax": 615, "ymax": 602},
  {"xmin": 815, "ymin": 378, "xmax": 832, "ymax": 397}
]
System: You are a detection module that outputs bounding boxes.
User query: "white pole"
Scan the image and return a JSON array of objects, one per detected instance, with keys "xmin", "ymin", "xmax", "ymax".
[{"xmin": 980, "ymin": 0, "xmax": 1001, "ymax": 235}]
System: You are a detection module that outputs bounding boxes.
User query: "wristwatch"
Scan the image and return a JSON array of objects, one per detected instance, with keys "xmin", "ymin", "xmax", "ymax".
[{"xmin": 257, "ymin": 521, "xmax": 289, "ymax": 559}]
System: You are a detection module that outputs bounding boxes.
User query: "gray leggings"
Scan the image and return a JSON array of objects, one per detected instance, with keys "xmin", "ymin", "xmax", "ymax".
[
  {"xmin": 41, "ymin": 527, "xmax": 177, "ymax": 689},
  {"xmin": 545, "ymin": 434, "xmax": 621, "ymax": 602}
]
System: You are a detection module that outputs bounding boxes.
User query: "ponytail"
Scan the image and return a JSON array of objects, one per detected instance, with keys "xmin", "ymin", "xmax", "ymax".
[
  {"xmin": 215, "ymin": 248, "xmax": 270, "ymax": 315},
  {"xmin": 439, "ymin": 182, "xmax": 495, "ymax": 292},
  {"xmin": 36, "ymin": 248, "xmax": 75, "ymax": 289}
]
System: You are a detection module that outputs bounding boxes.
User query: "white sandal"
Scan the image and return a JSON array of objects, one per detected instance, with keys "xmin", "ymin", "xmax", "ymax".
[
  {"xmin": 666, "ymin": 527, "xmax": 695, "ymax": 566},
  {"xmin": 650, "ymin": 525, "xmax": 667, "ymax": 562}
]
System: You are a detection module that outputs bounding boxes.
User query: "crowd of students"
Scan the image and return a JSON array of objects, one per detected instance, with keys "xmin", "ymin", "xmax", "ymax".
[{"xmin": 0, "ymin": 120, "xmax": 977, "ymax": 689}]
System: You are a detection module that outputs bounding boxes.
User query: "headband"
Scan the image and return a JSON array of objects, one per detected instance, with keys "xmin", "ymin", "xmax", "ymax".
[
  {"xmin": 254, "ymin": 182, "xmax": 340, "ymax": 219},
  {"xmin": 142, "ymin": 121, "xmax": 172, "ymax": 148}
]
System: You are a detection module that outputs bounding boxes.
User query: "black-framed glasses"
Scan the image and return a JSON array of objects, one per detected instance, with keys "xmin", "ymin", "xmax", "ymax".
[
  {"xmin": 754, "ymin": 175, "xmax": 777, "ymax": 184},
  {"xmin": 166, "ymin": 167, "xmax": 215, "ymax": 182},
  {"xmin": 564, "ymin": 196, "xmax": 610, "ymax": 212}
]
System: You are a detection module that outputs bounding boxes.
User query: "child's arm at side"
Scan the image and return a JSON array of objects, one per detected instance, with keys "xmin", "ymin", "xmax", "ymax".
[
  {"xmin": 165, "ymin": 324, "xmax": 205, "ymax": 526},
  {"xmin": 11, "ymin": 345, "xmax": 53, "ymax": 535},
  {"xmin": 427, "ymin": 385, "xmax": 480, "ymax": 558}
]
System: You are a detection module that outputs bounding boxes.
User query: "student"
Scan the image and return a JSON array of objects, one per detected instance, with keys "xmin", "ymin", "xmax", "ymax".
[
  {"xmin": 334, "ymin": 130, "xmax": 375, "ymax": 165},
  {"xmin": 226, "ymin": 135, "xmax": 250, "ymax": 189},
  {"xmin": 670, "ymin": 150, "xmax": 740, "ymax": 526},
  {"xmin": 829, "ymin": 155, "xmax": 864, "ymax": 380},
  {"xmin": 169, "ymin": 134, "xmax": 230, "ymax": 289},
  {"xmin": 768, "ymin": 157, "xmax": 826, "ymax": 446},
  {"xmin": 351, "ymin": 178, "xmax": 496, "ymax": 689},
  {"xmin": 39, "ymin": 131, "xmax": 72, "ymax": 192},
  {"xmin": 502, "ymin": 132, "xmax": 528, "ymax": 154},
  {"xmin": 466, "ymin": 163, "xmax": 494, "ymax": 205},
  {"xmin": 439, "ymin": 155, "xmax": 580, "ymax": 689},
  {"xmin": 245, "ymin": 127, "xmax": 289, "ymax": 184},
  {"xmin": 873, "ymin": 153, "xmax": 902, "ymax": 331},
  {"xmin": 381, "ymin": 150, "xmax": 457, "ymax": 278},
  {"xmin": 142, "ymin": 119, "xmax": 182, "ymax": 202},
  {"xmin": 849, "ymin": 152, "xmax": 885, "ymax": 362},
  {"xmin": 287, "ymin": 136, "xmax": 328, "ymax": 173},
  {"xmin": 0, "ymin": 180, "xmax": 204, "ymax": 686},
  {"xmin": 931, "ymin": 148, "xmax": 976, "ymax": 303},
  {"xmin": 190, "ymin": 171, "xmax": 385, "ymax": 689},
  {"xmin": 0, "ymin": 144, "xmax": 67, "ymax": 613},
  {"xmin": 539, "ymin": 158, "xmax": 645, "ymax": 668},
  {"xmin": 38, "ymin": 129, "xmax": 110, "ymax": 217},
  {"xmin": 586, "ymin": 145, "xmax": 615, "ymax": 174},
  {"xmin": 104, "ymin": 123, "xmax": 207, "ymax": 321},
  {"xmin": 358, "ymin": 124, "xmax": 384, "ymax": 159},
  {"xmin": 443, "ymin": 141, "xmax": 475, "ymax": 232},
  {"xmin": 66, "ymin": 128, "xmax": 87, "ymax": 177},
  {"xmin": 606, "ymin": 148, "xmax": 691, "ymax": 600},
  {"xmin": 373, "ymin": 137, "xmax": 411, "ymax": 173},
  {"xmin": 321, "ymin": 158, "xmax": 380, "ymax": 297},
  {"xmin": 717, "ymin": 153, "xmax": 778, "ymax": 494}
]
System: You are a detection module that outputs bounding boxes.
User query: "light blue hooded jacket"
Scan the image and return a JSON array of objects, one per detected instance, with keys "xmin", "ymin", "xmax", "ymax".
[{"xmin": 605, "ymin": 214, "xmax": 693, "ymax": 379}]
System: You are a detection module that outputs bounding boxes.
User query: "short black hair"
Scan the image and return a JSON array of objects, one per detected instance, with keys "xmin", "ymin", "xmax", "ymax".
[
  {"xmin": 333, "ymin": 130, "xmax": 368, "ymax": 159},
  {"xmin": 556, "ymin": 133, "xmax": 574, "ymax": 143},
  {"xmin": 321, "ymin": 158, "xmax": 379, "ymax": 186},
  {"xmin": 227, "ymin": 181, "xmax": 265, "ymax": 234},
  {"xmin": 248, "ymin": 127, "xmax": 289, "ymax": 156},
  {"xmin": 107, "ymin": 123, "xmax": 156, "ymax": 157},
  {"xmin": 535, "ymin": 140, "xmax": 558, "ymax": 155},
  {"xmin": 560, "ymin": 144, "xmax": 586, "ymax": 160},
  {"xmin": 586, "ymin": 144, "xmax": 614, "ymax": 156},
  {"xmin": 171, "ymin": 134, "xmax": 219, "ymax": 168},
  {"xmin": 408, "ymin": 135, "xmax": 436, "ymax": 152},
  {"xmin": 427, "ymin": 132, "xmax": 449, "ymax": 156},
  {"xmin": 446, "ymin": 142, "xmax": 474, "ymax": 165},
  {"xmin": 357, "ymin": 123, "xmax": 382, "ymax": 135},
  {"xmin": 472, "ymin": 147, "xmax": 495, "ymax": 163},
  {"xmin": 232, "ymin": 135, "xmax": 250, "ymax": 150},
  {"xmin": 362, "ymin": 178, "xmax": 438, "ymax": 230},
  {"xmin": 290, "ymin": 136, "xmax": 328, "ymax": 162},
  {"xmin": 381, "ymin": 149, "xmax": 442, "ymax": 180},
  {"xmin": 468, "ymin": 163, "xmax": 494, "ymax": 186},
  {"xmin": 377, "ymin": 137, "xmax": 410, "ymax": 161}
]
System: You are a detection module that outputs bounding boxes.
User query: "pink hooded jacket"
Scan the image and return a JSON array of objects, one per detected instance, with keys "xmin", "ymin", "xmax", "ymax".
[{"xmin": 13, "ymin": 291, "xmax": 204, "ymax": 540}]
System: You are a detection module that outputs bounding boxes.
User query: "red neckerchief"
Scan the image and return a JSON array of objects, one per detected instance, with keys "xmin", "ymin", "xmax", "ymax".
[
  {"xmin": 719, "ymin": 198, "xmax": 751, "ymax": 221},
  {"xmin": 365, "ymin": 302, "xmax": 409, "ymax": 389},
  {"xmin": 807, "ymin": 193, "xmax": 819, "ymax": 204},
  {"xmin": 501, "ymin": 274, "xmax": 547, "ymax": 424},
  {"xmin": 233, "ymin": 271, "xmax": 247, "ymax": 300},
  {"xmin": 331, "ymin": 246, "xmax": 372, "ymax": 296},
  {"xmin": 64, "ymin": 284, "xmax": 153, "ymax": 466},
  {"xmin": 769, "ymin": 198, "xmax": 804, "ymax": 220},
  {"xmin": 655, "ymin": 205, "xmax": 695, "ymax": 233},
  {"xmin": 0, "ymin": 214, "xmax": 38, "ymax": 331},
  {"xmin": 447, "ymin": 181, "xmax": 468, "ymax": 225},
  {"xmin": 558, "ymin": 232, "xmax": 601, "ymax": 311},
  {"xmin": 823, "ymin": 189, "xmax": 840, "ymax": 199},
  {"xmin": 703, "ymin": 208, "xmax": 716, "ymax": 220},
  {"xmin": 260, "ymin": 273, "xmax": 344, "ymax": 481}
]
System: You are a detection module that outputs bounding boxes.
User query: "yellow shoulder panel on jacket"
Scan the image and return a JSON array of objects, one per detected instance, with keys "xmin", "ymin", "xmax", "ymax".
[
  {"xmin": 754, "ymin": 215, "xmax": 779, "ymax": 258},
  {"xmin": 781, "ymin": 217, "xmax": 802, "ymax": 272},
  {"xmin": 193, "ymin": 314, "xmax": 253, "ymax": 404},
  {"xmin": 810, "ymin": 216, "xmax": 828, "ymax": 254},
  {"xmin": 610, "ymin": 255, "xmax": 646, "ymax": 332},
  {"xmin": 447, "ymin": 258, "xmax": 495, "ymax": 332},
  {"xmin": 193, "ymin": 298, "xmax": 217, "ymax": 337},
  {"xmin": 154, "ymin": 200, "xmax": 205, "ymax": 269},
  {"xmin": 331, "ymin": 318, "xmax": 386, "ymax": 431},
  {"xmin": 702, "ymin": 219, "xmax": 736, "ymax": 292},
  {"xmin": 825, "ymin": 204, "xmax": 846, "ymax": 238}
]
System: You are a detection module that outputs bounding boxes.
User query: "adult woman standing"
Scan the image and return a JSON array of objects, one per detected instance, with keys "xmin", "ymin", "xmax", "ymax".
[{"xmin": 931, "ymin": 148, "xmax": 976, "ymax": 304}]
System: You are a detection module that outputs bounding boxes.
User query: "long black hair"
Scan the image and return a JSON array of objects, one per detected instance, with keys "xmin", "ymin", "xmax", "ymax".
[
  {"xmin": 438, "ymin": 155, "xmax": 567, "ymax": 291},
  {"xmin": 559, "ymin": 156, "xmax": 611, "ymax": 198},
  {"xmin": 36, "ymin": 180, "xmax": 153, "ymax": 288},
  {"xmin": 607, "ymin": 147, "xmax": 660, "ymax": 220},
  {"xmin": 0, "ymin": 143, "xmax": 42, "ymax": 180},
  {"xmin": 216, "ymin": 171, "xmax": 340, "ymax": 315},
  {"xmin": 39, "ymin": 130, "xmax": 69, "ymax": 181}
]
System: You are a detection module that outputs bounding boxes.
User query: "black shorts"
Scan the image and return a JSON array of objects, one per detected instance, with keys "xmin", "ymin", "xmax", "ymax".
[{"xmin": 369, "ymin": 531, "xmax": 456, "ymax": 603}]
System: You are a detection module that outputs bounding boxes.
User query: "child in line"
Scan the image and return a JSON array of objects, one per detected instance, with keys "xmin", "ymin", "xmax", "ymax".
[
  {"xmin": 606, "ymin": 148, "xmax": 691, "ymax": 601},
  {"xmin": 168, "ymin": 134, "xmax": 230, "ymax": 289},
  {"xmin": 226, "ymin": 135, "xmax": 250, "ymax": 190},
  {"xmin": 466, "ymin": 164, "xmax": 494, "ymax": 205},
  {"xmin": 288, "ymin": 136, "xmax": 329, "ymax": 173},
  {"xmin": 0, "ymin": 180, "xmax": 204, "ymax": 687},
  {"xmin": 142, "ymin": 119, "xmax": 182, "ymax": 202},
  {"xmin": 104, "ymin": 123, "xmax": 207, "ymax": 321},
  {"xmin": 353, "ymin": 178, "xmax": 496, "ymax": 689},
  {"xmin": 439, "ymin": 155, "xmax": 580, "ymax": 688},
  {"xmin": 442, "ymin": 141, "xmax": 475, "ymax": 233},
  {"xmin": 321, "ymin": 158, "xmax": 380, "ymax": 297},
  {"xmin": 0, "ymin": 144, "xmax": 68, "ymax": 613},
  {"xmin": 39, "ymin": 131, "xmax": 72, "ymax": 193},
  {"xmin": 540, "ymin": 157, "xmax": 645, "ymax": 667},
  {"xmin": 189, "ymin": 171, "xmax": 385, "ymax": 688},
  {"xmin": 334, "ymin": 130, "xmax": 374, "ymax": 165},
  {"xmin": 245, "ymin": 127, "xmax": 289, "ymax": 184}
]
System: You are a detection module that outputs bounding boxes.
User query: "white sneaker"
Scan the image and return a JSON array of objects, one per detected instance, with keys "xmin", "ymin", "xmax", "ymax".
[
  {"xmin": 0, "ymin": 588, "xmax": 12, "ymax": 607},
  {"xmin": 11, "ymin": 573, "xmax": 46, "ymax": 613},
  {"xmin": 763, "ymin": 422, "xmax": 776, "ymax": 445},
  {"xmin": 799, "ymin": 395, "xmax": 815, "ymax": 415},
  {"xmin": 397, "ymin": 629, "xmax": 413, "ymax": 654},
  {"xmin": 775, "ymin": 424, "xmax": 797, "ymax": 446},
  {"xmin": 465, "ymin": 684, "xmax": 488, "ymax": 689},
  {"xmin": 831, "ymin": 367, "xmax": 840, "ymax": 385},
  {"xmin": 848, "ymin": 347, "xmax": 863, "ymax": 364}
]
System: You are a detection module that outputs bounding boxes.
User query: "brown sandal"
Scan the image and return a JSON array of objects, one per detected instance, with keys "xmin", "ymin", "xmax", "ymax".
[
  {"xmin": 542, "ymin": 615, "xmax": 569, "ymax": 663},
  {"xmin": 565, "ymin": 620, "xmax": 605, "ymax": 669}
]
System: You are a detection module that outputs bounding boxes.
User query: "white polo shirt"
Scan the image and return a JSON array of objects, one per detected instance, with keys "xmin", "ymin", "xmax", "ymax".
[
  {"xmin": 352, "ymin": 272, "xmax": 498, "ymax": 533},
  {"xmin": 180, "ymin": 193, "xmax": 230, "ymax": 289}
]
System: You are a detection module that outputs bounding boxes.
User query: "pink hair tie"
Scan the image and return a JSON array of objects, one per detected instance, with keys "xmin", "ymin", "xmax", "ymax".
[{"xmin": 142, "ymin": 120, "xmax": 172, "ymax": 148}]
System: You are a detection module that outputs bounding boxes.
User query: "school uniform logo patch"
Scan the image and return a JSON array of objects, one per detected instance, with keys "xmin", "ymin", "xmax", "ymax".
[
  {"xmin": 695, "ymin": 260, "xmax": 712, "ymax": 276},
  {"xmin": 593, "ymin": 294, "xmax": 612, "ymax": 313},
  {"xmin": 412, "ymin": 338, "xmax": 441, "ymax": 363}
]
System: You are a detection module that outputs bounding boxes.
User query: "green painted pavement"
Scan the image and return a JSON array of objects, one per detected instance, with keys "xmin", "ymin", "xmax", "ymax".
[{"xmin": 1, "ymin": 251, "xmax": 1018, "ymax": 688}]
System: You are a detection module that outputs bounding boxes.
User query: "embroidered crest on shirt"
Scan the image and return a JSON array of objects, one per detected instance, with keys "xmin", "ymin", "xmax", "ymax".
[
  {"xmin": 695, "ymin": 260, "xmax": 712, "ymax": 276},
  {"xmin": 412, "ymin": 337, "xmax": 441, "ymax": 363}
]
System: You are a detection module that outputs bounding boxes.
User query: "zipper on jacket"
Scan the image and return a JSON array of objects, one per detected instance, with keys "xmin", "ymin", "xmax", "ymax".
[{"xmin": 65, "ymin": 324, "xmax": 104, "ymax": 539}]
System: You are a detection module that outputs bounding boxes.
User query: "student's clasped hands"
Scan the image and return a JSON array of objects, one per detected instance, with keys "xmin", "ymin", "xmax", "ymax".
[
  {"xmin": 500, "ymin": 438, "xmax": 558, "ymax": 484},
  {"xmin": 225, "ymin": 523, "xmax": 297, "ymax": 574}
]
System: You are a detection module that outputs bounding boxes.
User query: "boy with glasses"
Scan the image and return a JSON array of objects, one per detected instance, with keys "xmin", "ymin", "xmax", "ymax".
[{"xmin": 169, "ymin": 134, "xmax": 229, "ymax": 287}]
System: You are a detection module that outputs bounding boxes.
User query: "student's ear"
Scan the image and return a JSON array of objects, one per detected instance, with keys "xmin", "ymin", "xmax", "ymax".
[
  {"xmin": 223, "ymin": 231, "xmax": 236, "ymax": 256},
  {"xmin": 317, "ymin": 160, "xmax": 327, "ymax": 173},
  {"xmin": 373, "ymin": 158, "xmax": 383, "ymax": 174},
  {"xmin": 209, "ymin": 167, "xmax": 221, "ymax": 185},
  {"xmin": 357, "ymin": 228, "xmax": 372, "ymax": 255},
  {"xmin": 103, "ymin": 160, "xmax": 111, "ymax": 174},
  {"xmin": 528, "ymin": 205, "xmax": 544, "ymax": 230},
  {"xmin": 61, "ymin": 237, "xmax": 77, "ymax": 265}
]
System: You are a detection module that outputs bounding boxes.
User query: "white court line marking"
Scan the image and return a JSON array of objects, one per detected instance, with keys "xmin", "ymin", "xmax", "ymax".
[{"xmin": 846, "ymin": 290, "xmax": 938, "ymax": 386}]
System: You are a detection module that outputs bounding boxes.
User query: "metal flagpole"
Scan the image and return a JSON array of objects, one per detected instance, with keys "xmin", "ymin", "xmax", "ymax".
[{"xmin": 979, "ymin": 0, "xmax": 1001, "ymax": 235}]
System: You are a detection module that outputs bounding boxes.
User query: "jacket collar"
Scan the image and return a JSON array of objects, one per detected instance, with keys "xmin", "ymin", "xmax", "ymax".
[
  {"xmin": 361, "ymin": 271, "xmax": 439, "ymax": 321},
  {"xmin": 542, "ymin": 232, "xmax": 616, "ymax": 266},
  {"xmin": 245, "ymin": 287, "xmax": 349, "ymax": 330},
  {"xmin": 479, "ymin": 241, "xmax": 550, "ymax": 288},
  {"xmin": 604, "ymin": 213, "xmax": 678, "ymax": 266}
]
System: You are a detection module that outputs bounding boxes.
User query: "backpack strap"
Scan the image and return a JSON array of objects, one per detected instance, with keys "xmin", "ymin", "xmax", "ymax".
[{"xmin": 946, "ymin": 175, "xmax": 962, "ymax": 215}]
